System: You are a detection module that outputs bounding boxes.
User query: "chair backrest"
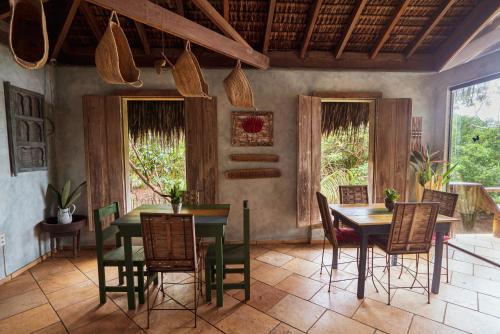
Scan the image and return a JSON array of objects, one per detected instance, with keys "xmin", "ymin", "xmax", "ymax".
[
  {"xmin": 339, "ymin": 185, "xmax": 369, "ymax": 204},
  {"xmin": 316, "ymin": 192, "xmax": 338, "ymax": 248},
  {"xmin": 140, "ymin": 213, "xmax": 196, "ymax": 272},
  {"xmin": 243, "ymin": 200, "xmax": 250, "ymax": 261},
  {"xmin": 182, "ymin": 190, "xmax": 200, "ymax": 205},
  {"xmin": 386, "ymin": 202, "xmax": 440, "ymax": 255},
  {"xmin": 422, "ymin": 189, "xmax": 458, "ymax": 217},
  {"xmin": 93, "ymin": 202, "xmax": 120, "ymax": 255}
]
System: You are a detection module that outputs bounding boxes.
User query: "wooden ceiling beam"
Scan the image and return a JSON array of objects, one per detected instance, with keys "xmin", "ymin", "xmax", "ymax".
[
  {"xmin": 262, "ymin": 0, "xmax": 276, "ymax": 54},
  {"xmin": 135, "ymin": 22, "xmax": 151, "ymax": 55},
  {"xmin": 85, "ymin": 0, "xmax": 269, "ymax": 69},
  {"xmin": 300, "ymin": 0, "xmax": 323, "ymax": 58},
  {"xmin": 223, "ymin": 0, "xmax": 229, "ymax": 21},
  {"xmin": 52, "ymin": 0, "xmax": 82, "ymax": 60},
  {"xmin": 370, "ymin": 0, "xmax": 411, "ymax": 59},
  {"xmin": 405, "ymin": 0, "xmax": 458, "ymax": 59},
  {"xmin": 334, "ymin": 0, "xmax": 368, "ymax": 59},
  {"xmin": 191, "ymin": 0, "xmax": 250, "ymax": 47},
  {"xmin": 80, "ymin": 1, "xmax": 102, "ymax": 42}
]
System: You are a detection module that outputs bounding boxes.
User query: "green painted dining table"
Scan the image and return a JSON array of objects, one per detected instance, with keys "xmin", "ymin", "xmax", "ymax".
[{"xmin": 112, "ymin": 203, "xmax": 230, "ymax": 309}]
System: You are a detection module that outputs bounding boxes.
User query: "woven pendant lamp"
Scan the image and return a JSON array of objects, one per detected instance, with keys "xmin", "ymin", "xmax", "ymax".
[
  {"xmin": 171, "ymin": 41, "xmax": 210, "ymax": 98},
  {"xmin": 9, "ymin": 0, "xmax": 49, "ymax": 70}
]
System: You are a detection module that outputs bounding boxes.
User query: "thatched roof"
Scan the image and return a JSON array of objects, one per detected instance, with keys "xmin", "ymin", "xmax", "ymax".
[
  {"xmin": 321, "ymin": 102, "xmax": 369, "ymax": 137},
  {"xmin": 127, "ymin": 100, "xmax": 185, "ymax": 145}
]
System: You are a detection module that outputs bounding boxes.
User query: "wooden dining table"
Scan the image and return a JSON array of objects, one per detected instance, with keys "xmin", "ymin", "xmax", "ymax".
[
  {"xmin": 112, "ymin": 203, "xmax": 230, "ymax": 309},
  {"xmin": 329, "ymin": 203, "xmax": 460, "ymax": 299}
]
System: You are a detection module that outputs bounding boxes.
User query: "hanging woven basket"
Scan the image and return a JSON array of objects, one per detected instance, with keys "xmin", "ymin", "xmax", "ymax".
[
  {"xmin": 95, "ymin": 11, "xmax": 142, "ymax": 87},
  {"xmin": 171, "ymin": 41, "xmax": 210, "ymax": 98},
  {"xmin": 223, "ymin": 60, "xmax": 254, "ymax": 108},
  {"xmin": 9, "ymin": 0, "xmax": 49, "ymax": 70}
]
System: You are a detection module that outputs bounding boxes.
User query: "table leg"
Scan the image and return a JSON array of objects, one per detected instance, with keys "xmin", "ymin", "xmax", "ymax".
[
  {"xmin": 215, "ymin": 234, "xmax": 224, "ymax": 307},
  {"xmin": 432, "ymin": 231, "xmax": 444, "ymax": 294},
  {"xmin": 73, "ymin": 235, "xmax": 77, "ymax": 258},
  {"xmin": 357, "ymin": 234, "xmax": 369, "ymax": 299},
  {"xmin": 332, "ymin": 248, "xmax": 338, "ymax": 269},
  {"xmin": 124, "ymin": 236, "xmax": 136, "ymax": 310},
  {"xmin": 50, "ymin": 237, "xmax": 54, "ymax": 258}
]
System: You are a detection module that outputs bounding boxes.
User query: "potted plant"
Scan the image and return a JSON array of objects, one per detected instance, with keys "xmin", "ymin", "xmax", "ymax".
[
  {"xmin": 48, "ymin": 180, "xmax": 87, "ymax": 224},
  {"xmin": 384, "ymin": 188, "xmax": 399, "ymax": 212},
  {"xmin": 168, "ymin": 183, "xmax": 184, "ymax": 213}
]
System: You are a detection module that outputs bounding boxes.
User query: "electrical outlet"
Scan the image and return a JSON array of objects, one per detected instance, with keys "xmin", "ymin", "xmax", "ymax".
[{"xmin": 0, "ymin": 233, "xmax": 5, "ymax": 247}]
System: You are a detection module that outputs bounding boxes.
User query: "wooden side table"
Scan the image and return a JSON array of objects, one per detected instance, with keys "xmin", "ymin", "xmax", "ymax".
[{"xmin": 41, "ymin": 215, "xmax": 86, "ymax": 258}]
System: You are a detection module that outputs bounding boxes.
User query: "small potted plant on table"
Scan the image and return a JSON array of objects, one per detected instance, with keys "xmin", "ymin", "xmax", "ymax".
[
  {"xmin": 384, "ymin": 188, "xmax": 400, "ymax": 212},
  {"xmin": 168, "ymin": 183, "xmax": 184, "ymax": 213},
  {"xmin": 48, "ymin": 180, "xmax": 87, "ymax": 224}
]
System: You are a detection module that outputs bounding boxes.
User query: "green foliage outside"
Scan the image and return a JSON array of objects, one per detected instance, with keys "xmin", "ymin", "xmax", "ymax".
[
  {"xmin": 129, "ymin": 136, "xmax": 186, "ymax": 195},
  {"xmin": 321, "ymin": 127, "xmax": 369, "ymax": 203}
]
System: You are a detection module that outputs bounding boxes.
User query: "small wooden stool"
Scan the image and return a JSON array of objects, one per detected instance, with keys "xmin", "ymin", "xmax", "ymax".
[{"xmin": 40, "ymin": 215, "xmax": 86, "ymax": 258}]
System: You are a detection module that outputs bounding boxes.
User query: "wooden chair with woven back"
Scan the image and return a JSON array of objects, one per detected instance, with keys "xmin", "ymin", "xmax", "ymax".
[
  {"xmin": 205, "ymin": 200, "xmax": 250, "ymax": 301},
  {"xmin": 316, "ymin": 192, "xmax": 378, "ymax": 292},
  {"xmin": 422, "ymin": 189, "xmax": 459, "ymax": 283},
  {"xmin": 372, "ymin": 202, "xmax": 440, "ymax": 305},
  {"xmin": 140, "ymin": 213, "xmax": 202, "ymax": 328},
  {"xmin": 94, "ymin": 202, "xmax": 148, "ymax": 304}
]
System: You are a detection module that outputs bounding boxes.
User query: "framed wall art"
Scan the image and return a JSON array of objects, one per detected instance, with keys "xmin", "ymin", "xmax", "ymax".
[{"xmin": 231, "ymin": 111, "xmax": 273, "ymax": 146}]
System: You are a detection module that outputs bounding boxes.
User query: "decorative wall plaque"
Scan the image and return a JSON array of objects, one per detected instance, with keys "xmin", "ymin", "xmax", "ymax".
[
  {"xmin": 231, "ymin": 111, "xmax": 273, "ymax": 146},
  {"xmin": 4, "ymin": 82, "xmax": 47, "ymax": 175}
]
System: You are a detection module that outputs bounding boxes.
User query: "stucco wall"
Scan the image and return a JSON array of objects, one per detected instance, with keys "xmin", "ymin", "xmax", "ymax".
[
  {"xmin": 0, "ymin": 44, "xmax": 56, "ymax": 278},
  {"xmin": 54, "ymin": 66, "xmax": 437, "ymax": 242}
]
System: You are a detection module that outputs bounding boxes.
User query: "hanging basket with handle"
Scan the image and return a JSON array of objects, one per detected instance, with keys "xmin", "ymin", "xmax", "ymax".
[
  {"xmin": 172, "ymin": 41, "xmax": 210, "ymax": 98},
  {"xmin": 223, "ymin": 60, "xmax": 254, "ymax": 108},
  {"xmin": 9, "ymin": 0, "xmax": 49, "ymax": 70},
  {"xmin": 95, "ymin": 11, "xmax": 142, "ymax": 87}
]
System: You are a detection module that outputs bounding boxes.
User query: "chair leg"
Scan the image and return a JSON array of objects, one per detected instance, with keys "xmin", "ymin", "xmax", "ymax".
[
  {"xmin": 387, "ymin": 256, "xmax": 391, "ymax": 305},
  {"xmin": 118, "ymin": 265, "xmax": 124, "ymax": 285},
  {"xmin": 244, "ymin": 261, "xmax": 251, "ymax": 301},
  {"xmin": 138, "ymin": 265, "xmax": 145, "ymax": 304},
  {"xmin": 328, "ymin": 247, "xmax": 335, "ymax": 292},
  {"xmin": 445, "ymin": 243, "xmax": 449, "ymax": 283},
  {"xmin": 193, "ymin": 271, "xmax": 197, "ymax": 328},
  {"xmin": 320, "ymin": 236, "xmax": 326, "ymax": 275},
  {"xmin": 370, "ymin": 248, "xmax": 379, "ymax": 293},
  {"xmin": 427, "ymin": 253, "xmax": 431, "ymax": 304},
  {"xmin": 146, "ymin": 275, "xmax": 151, "ymax": 329},
  {"xmin": 97, "ymin": 263, "xmax": 106, "ymax": 304},
  {"xmin": 412, "ymin": 255, "xmax": 420, "ymax": 289},
  {"xmin": 398, "ymin": 257, "xmax": 404, "ymax": 279},
  {"xmin": 205, "ymin": 261, "xmax": 212, "ymax": 303}
]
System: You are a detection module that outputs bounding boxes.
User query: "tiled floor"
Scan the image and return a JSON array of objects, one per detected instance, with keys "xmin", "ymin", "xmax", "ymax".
[{"xmin": 1, "ymin": 234, "xmax": 500, "ymax": 333}]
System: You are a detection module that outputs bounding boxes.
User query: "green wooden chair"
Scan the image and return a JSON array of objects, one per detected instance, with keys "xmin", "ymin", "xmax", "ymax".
[
  {"xmin": 205, "ymin": 200, "xmax": 250, "ymax": 301},
  {"xmin": 94, "ymin": 202, "xmax": 151, "ymax": 304}
]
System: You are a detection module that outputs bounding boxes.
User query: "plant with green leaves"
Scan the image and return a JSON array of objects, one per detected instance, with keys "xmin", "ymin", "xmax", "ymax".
[
  {"xmin": 168, "ymin": 183, "xmax": 184, "ymax": 204},
  {"xmin": 409, "ymin": 145, "xmax": 457, "ymax": 189},
  {"xmin": 384, "ymin": 188, "xmax": 400, "ymax": 202},
  {"xmin": 48, "ymin": 180, "xmax": 87, "ymax": 209}
]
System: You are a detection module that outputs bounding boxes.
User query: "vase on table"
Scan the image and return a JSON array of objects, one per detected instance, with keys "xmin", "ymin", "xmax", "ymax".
[
  {"xmin": 57, "ymin": 204, "xmax": 76, "ymax": 224},
  {"xmin": 172, "ymin": 202, "xmax": 182, "ymax": 214},
  {"xmin": 384, "ymin": 199, "xmax": 395, "ymax": 212}
]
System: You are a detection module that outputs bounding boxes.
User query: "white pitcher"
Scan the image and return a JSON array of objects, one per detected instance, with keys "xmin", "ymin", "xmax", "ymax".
[{"xmin": 57, "ymin": 204, "xmax": 76, "ymax": 224}]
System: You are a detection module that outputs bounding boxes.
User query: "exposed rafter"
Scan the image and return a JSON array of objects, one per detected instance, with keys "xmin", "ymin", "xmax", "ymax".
[
  {"xmin": 334, "ymin": 0, "xmax": 368, "ymax": 59},
  {"xmin": 191, "ymin": 0, "xmax": 250, "ymax": 47},
  {"xmin": 435, "ymin": 0, "xmax": 500, "ymax": 70},
  {"xmin": 223, "ymin": 0, "xmax": 229, "ymax": 21},
  {"xmin": 52, "ymin": 0, "xmax": 82, "ymax": 60},
  {"xmin": 135, "ymin": 22, "xmax": 151, "ymax": 55},
  {"xmin": 80, "ymin": 1, "xmax": 102, "ymax": 42},
  {"xmin": 0, "ymin": 0, "xmax": 50, "ymax": 20},
  {"xmin": 262, "ymin": 0, "xmax": 277, "ymax": 54},
  {"xmin": 300, "ymin": 0, "xmax": 323, "ymax": 59},
  {"xmin": 405, "ymin": 0, "xmax": 458, "ymax": 59},
  {"xmin": 370, "ymin": 0, "xmax": 411, "ymax": 59},
  {"xmin": 85, "ymin": 0, "xmax": 269, "ymax": 69}
]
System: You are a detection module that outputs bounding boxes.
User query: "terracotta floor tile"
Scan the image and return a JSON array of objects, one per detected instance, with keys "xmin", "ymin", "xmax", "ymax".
[
  {"xmin": 47, "ymin": 280, "xmax": 99, "ymax": 310},
  {"xmin": 310, "ymin": 268, "xmax": 357, "ymax": 289},
  {"xmin": 0, "ymin": 304, "xmax": 59, "ymax": 334},
  {"xmin": 71, "ymin": 310, "xmax": 142, "ymax": 334},
  {"xmin": 250, "ymin": 246, "xmax": 272, "ymax": 259},
  {"xmin": 215, "ymin": 304, "xmax": 279, "ymax": 334},
  {"xmin": 408, "ymin": 315, "xmax": 466, "ymax": 334},
  {"xmin": 267, "ymin": 294, "xmax": 325, "ymax": 332},
  {"xmin": 281, "ymin": 258, "xmax": 320, "ymax": 277},
  {"xmin": 33, "ymin": 322, "xmax": 67, "ymax": 334},
  {"xmin": 197, "ymin": 293, "xmax": 243, "ymax": 324},
  {"xmin": 110, "ymin": 291, "xmax": 152, "ymax": 316},
  {"xmin": 30, "ymin": 258, "xmax": 77, "ymax": 281},
  {"xmin": 134, "ymin": 307, "xmax": 221, "ymax": 333},
  {"xmin": 474, "ymin": 264, "xmax": 500, "ymax": 281},
  {"xmin": 257, "ymin": 251, "xmax": 294, "ymax": 267},
  {"xmin": 251, "ymin": 263, "xmax": 293, "ymax": 286},
  {"xmin": 233, "ymin": 281, "xmax": 287, "ymax": 312},
  {"xmin": 0, "ymin": 272, "xmax": 38, "ymax": 301},
  {"xmin": 345, "ymin": 278, "xmax": 392, "ymax": 304},
  {"xmin": 38, "ymin": 269, "xmax": 89, "ymax": 294},
  {"xmin": 474, "ymin": 246, "xmax": 500, "ymax": 260},
  {"xmin": 445, "ymin": 303, "xmax": 500, "ymax": 334},
  {"xmin": 85, "ymin": 267, "xmax": 120, "ymax": 284},
  {"xmin": 310, "ymin": 286, "xmax": 362, "ymax": 317},
  {"xmin": 0, "ymin": 288, "xmax": 47, "ymax": 321},
  {"xmin": 391, "ymin": 289, "xmax": 446, "ymax": 322},
  {"xmin": 353, "ymin": 298, "xmax": 413, "ymax": 334},
  {"xmin": 284, "ymin": 246, "xmax": 323, "ymax": 261},
  {"xmin": 435, "ymin": 283, "xmax": 478, "ymax": 309},
  {"xmin": 70, "ymin": 256, "xmax": 98, "ymax": 273},
  {"xmin": 309, "ymin": 310, "xmax": 374, "ymax": 334},
  {"xmin": 453, "ymin": 252, "xmax": 496, "ymax": 268},
  {"xmin": 269, "ymin": 323, "xmax": 304, "ymax": 334},
  {"xmin": 452, "ymin": 271, "xmax": 500, "ymax": 298},
  {"xmin": 57, "ymin": 295, "xmax": 118, "ymax": 330},
  {"xmin": 478, "ymin": 293, "xmax": 500, "ymax": 318},
  {"xmin": 275, "ymin": 274, "xmax": 323, "ymax": 299}
]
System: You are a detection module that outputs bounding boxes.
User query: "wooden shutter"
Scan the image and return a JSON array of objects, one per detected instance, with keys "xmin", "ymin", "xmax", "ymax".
[
  {"xmin": 297, "ymin": 95, "xmax": 321, "ymax": 227},
  {"xmin": 83, "ymin": 95, "xmax": 126, "ymax": 230},
  {"xmin": 372, "ymin": 98, "xmax": 412, "ymax": 203},
  {"xmin": 185, "ymin": 97, "xmax": 218, "ymax": 204}
]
